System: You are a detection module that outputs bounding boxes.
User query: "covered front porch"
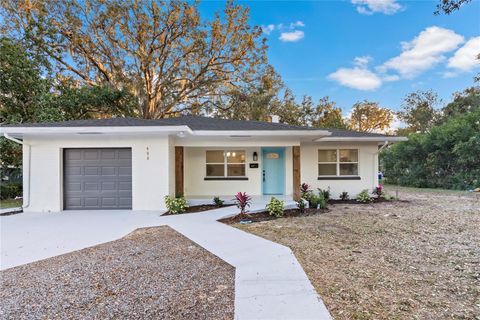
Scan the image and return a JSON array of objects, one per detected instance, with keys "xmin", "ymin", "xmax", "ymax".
[{"xmin": 173, "ymin": 144, "xmax": 302, "ymax": 201}]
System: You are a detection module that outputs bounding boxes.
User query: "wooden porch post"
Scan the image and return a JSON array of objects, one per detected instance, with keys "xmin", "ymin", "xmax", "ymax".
[
  {"xmin": 175, "ymin": 146, "xmax": 184, "ymax": 197},
  {"xmin": 293, "ymin": 146, "xmax": 301, "ymax": 201}
]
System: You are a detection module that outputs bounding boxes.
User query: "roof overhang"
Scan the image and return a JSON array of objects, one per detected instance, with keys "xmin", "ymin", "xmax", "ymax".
[
  {"xmin": 0, "ymin": 125, "xmax": 193, "ymax": 138},
  {"xmin": 0, "ymin": 126, "xmax": 332, "ymax": 139},
  {"xmin": 314, "ymin": 136, "xmax": 408, "ymax": 142},
  {"xmin": 191, "ymin": 130, "xmax": 331, "ymax": 137}
]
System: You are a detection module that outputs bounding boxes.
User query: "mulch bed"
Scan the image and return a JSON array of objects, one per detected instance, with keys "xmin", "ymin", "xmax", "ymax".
[
  {"xmin": 0, "ymin": 226, "xmax": 235, "ymax": 320},
  {"xmin": 164, "ymin": 204, "xmax": 234, "ymax": 215},
  {"xmin": 219, "ymin": 207, "xmax": 328, "ymax": 225}
]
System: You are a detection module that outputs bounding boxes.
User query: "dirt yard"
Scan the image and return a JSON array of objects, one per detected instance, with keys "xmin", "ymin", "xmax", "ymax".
[
  {"xmin": 236, "ymin": 186, "xmax": 480, "ymax": 319},
  {"xmin": 0, "ymin": 226, "xmax": 234, "ymax": 320}
]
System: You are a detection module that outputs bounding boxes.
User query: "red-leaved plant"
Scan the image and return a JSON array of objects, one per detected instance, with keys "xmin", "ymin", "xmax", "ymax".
[
  {"xmin": 373, "ymin": 184, "xmax": 383, "ymax": 198},
  {"xmin": 234, "ymin": 192, "xmax": 252, "ymax": 217},
  {"xmin": 300, "ymin": 183, "xmax": 311, "ymax": 195}
]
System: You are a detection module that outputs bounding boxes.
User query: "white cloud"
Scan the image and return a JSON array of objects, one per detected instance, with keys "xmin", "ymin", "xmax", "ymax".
[
  {"xmin": 289, "ymin": 20, "xmax": 305, "ymax": 29},
  {"xmin": 380, "ymin": 26, "xmax": 464, "ymax": 78},
  {"xmin": 447, "ymin": 36, "xmax": 480, "ymax": 71},
  {"xmin": 328, "ymin": 56, "xmax": 382, "ymax": 90},
  {"xmin": 354, "ymin": 55, "xmax": 373, "ymax": 67},
  {"xmin": 279, "ymin": 30, "xmax": 305, "ymax": 42},
  {"xmin": 351, "ymin": 0, "xmax": 403, "ymax": 15},
  {"xmin": 382, "ymin": 74, "xmax": 400, "ymax": 82},
  {"xmin": 261, "ymin": 24, "xmax": 275, "ymax": 35}
]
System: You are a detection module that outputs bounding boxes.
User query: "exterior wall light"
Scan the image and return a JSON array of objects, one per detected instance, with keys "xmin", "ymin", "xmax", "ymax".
[{"xmin": 253, "ymin": 151, "xmax": 258, "ymax": 161}]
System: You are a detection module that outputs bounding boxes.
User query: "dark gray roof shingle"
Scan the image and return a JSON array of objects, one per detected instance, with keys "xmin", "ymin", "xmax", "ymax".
[{"xmin": 2, "ymin": 115, "xmax": 394, "ymax": 138}]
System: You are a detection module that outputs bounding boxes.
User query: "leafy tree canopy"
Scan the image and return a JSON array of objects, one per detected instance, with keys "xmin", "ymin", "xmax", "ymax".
[
  {"xmin": 1, "ymin": 0, "xmax": 267, "ymax": 119},
  {"xmin": 397, "ymin": 90, "xmax": 441, "ymax": 134},
  {"xmin": 349, "ymin": 101, "xmax": 394, "ymax": 133}
]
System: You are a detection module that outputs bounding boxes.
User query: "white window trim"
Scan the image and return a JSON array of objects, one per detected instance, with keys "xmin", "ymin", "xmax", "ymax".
[
  {"xmin": 205, "ymin": 150, "xmax": 247, "ymax": 178},
  {"xmin": 318, "ymin": 148, "xmax": 359, "ymax": 177}
]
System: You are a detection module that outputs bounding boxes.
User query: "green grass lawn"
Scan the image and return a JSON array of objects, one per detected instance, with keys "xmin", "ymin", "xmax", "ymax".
[{"xmin": 0, "ymin": 198, "xmax": 22, "ymax": 209}]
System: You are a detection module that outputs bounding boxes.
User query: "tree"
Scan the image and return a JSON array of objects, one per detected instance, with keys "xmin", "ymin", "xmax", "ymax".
[
  {"xmin": 435, "ymin": 0, "xmax": 473, "ymax": 14},
  {"xmin": 310, "ymin": 97, "xmax": 348, "ymax": 129},
  {"xmin": 397, "ymin": 90, "xmax": 441, "ymax": 134},
  {"xmin": 348, "ymin": 101, "xmax": 394, "ymax": 133},
  {"xmin": 0, "ymin": 37, "xmax": 52, "ymax": 124},
  {"xmin": 441, "ymin": 86, "xmax": 480, "ymax": 120},
  {"xmin": 0, "ymin": 37, "xmax": 136, "ymax": 168},
  {"xmin": 1, "ymin": 0, "xmax": 267, "ymax": 119},
  {"xmin": 213, "ymin": 65, "xmax": 284, "ymax": 121}
]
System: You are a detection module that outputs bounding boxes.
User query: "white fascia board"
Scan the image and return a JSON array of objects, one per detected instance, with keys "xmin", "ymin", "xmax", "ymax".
[
  {"xmin": 191, "ymin": 130, "xmax": 331, "ymax": 137},
  {"xmin": 0, "ymin": 125, "xmax": 192, "ymax": 137},
  {"xmin": 315, "ymin": 136, "xmax": 408, "ymax": 142}
]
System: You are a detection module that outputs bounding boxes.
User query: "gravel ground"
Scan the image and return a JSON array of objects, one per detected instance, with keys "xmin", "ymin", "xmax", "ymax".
[
  {"xmin": 236, "ymin": 186, "xmax": 480, "ymax": 319},
  {"xmin": 0, "ymin": 226, "xmax": 235, "ymax": 320}
]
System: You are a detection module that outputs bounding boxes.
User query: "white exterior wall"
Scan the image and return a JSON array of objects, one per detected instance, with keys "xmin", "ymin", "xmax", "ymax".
[
  {"xmin": 183, "ymin": 146, "xmax": 293, "ymax": 197},
  {"xmin": 20, "ymin": 133, "xmax": 380, "ymax": 212},
  {"xmin": 22, "ymin": 134, "xmax": 173, "ymax": 212},
  {"xmin": 300, "ymin": 142, "xmax": 379, "ymax": 199}
]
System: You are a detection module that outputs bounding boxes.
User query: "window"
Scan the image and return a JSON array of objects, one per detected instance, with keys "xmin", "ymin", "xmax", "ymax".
[
  {"xmin": 206, "ymin": 150, "xmax": 246, "ymax": 177},
  {"xmin": 318, "ymin": 149, "xmax": 358, "ymax": 177}
]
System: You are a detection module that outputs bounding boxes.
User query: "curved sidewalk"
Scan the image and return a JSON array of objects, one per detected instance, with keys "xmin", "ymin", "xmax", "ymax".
[{"xmin": 1, "ymin": 205, "xmax": 331, "ymax": 319}]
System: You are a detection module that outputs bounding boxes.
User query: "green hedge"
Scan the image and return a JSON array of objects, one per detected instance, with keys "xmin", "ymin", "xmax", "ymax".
[
  {"xmin": 381, "ymin": 110, "xmax": 480, "ymax": 190},
  {"xmin": 0, "ymin": 182, "xmax": 22, "ymax": 200}
]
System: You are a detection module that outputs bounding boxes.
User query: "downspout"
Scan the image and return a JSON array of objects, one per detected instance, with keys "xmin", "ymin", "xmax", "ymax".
[
  {"xmin": 373, "ymin": 141, "xmax": 389, "ymax": 188},
  {"xmin": 3, "ymin": 133, "xmax": 31, "ymax": 209}
]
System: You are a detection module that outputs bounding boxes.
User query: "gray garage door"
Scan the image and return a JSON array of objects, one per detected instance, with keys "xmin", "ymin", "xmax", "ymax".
[{"xmin": 64, "ymin": 148, "xmax": 132, "ymax": 210}]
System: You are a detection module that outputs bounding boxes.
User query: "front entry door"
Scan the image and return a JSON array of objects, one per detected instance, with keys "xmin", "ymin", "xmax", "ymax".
[{"xmin": 262, "ymin": 147, "xmax": 285, "ymax": 195}]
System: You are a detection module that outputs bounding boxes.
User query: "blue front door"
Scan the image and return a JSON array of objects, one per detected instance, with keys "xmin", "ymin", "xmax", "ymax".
[{"xmin": 262, "ymin": 147, "xmax": 285, "ymax": 195}]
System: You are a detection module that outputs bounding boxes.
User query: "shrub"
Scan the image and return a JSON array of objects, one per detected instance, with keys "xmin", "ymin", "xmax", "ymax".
[
  {"xmin": 213, "ymin": 196, "xmax": 224, "ymax": 207},
  {"xmin": 266, "ymin": 197, "xmax": 285, "ymax": 217},
  {"xmin": 318, "ymin": 187, "xmax": 331, "ymax": 201},
  {"xmin": 164, "ymin": 195, "xmax": 188, "ymax": 214},
  {"xmin": 381, "ymin": 193, "xmax": 395, "ymax": 201},
  {"xmin": 339, "ymin": 191, "xmax": 349, "ymax": 201},
  {"xmin": 0, "ymin": 182, "xmax": 22, "ymax": 200},
  {"xmin": 296, "ymin": 198, "xmax": 307, "ymax": 213},
  {"xmin": 310, "ymin": 193, "xmax": 327, "ymax": 209},
  {"xmin": 356, "ymin": 189, "xmax": 372, "ymax": 203},
  {"xmin": 234, "ymin": 192, "xmax": 251, "ymax": 215}
]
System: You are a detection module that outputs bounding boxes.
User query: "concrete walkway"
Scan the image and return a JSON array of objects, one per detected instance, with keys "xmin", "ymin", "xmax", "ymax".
[{"xmin": 1, "ymin": 203, "xmax": 331, "ymax": 319}]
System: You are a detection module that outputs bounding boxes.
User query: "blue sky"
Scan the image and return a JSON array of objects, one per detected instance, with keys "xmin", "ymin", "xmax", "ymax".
[{"xmin": 200, "ymin": 0, "xmax": 480, "ymax": 113}]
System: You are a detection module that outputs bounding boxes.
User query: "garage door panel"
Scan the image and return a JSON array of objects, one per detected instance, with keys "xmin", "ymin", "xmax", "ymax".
[
  {"xmin": 65, "ymin": 197, "xmax": 82, "ymax": 208},
  {"xmin": 101, "ymin": 182, "xmax": 116, "ymax": 191},
  {"xmin": 84, "ymin": 197, "xmax": 100, "ymax": 207},
  {"xmin": 64, "ymin": 148, "xmax": 132, "ymax": 210},
  {"xmin": 83, "ymin": 150, "xmax": 100, "ymax": 160}
]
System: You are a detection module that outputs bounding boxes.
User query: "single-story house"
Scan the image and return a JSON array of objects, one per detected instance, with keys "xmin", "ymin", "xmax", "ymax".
[{"xmin": 1, "ymin": 116, "xmax": 406, "ymax": 212}]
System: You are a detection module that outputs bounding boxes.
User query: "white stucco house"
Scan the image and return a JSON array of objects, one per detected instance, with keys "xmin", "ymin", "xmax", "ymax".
[{"xmin": 1, "ymin": 116, "xmax": 406, "ymax": 212}]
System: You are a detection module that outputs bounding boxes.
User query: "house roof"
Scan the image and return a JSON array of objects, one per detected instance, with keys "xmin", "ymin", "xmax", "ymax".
[{"xmin": 1, "ymin": 115, "xmax": 397, "ymax": 139}]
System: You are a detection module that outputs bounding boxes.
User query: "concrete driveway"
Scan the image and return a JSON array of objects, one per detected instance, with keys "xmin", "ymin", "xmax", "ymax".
[{"xmin": 1, "ymin": 204, "xmax": 331, "ymax": 319}]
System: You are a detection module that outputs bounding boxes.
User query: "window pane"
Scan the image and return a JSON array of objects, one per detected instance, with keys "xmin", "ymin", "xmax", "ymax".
[
  {"xmin": 339, "ymin": 149, "xmax": 358, "ymax": 162},
  {"xmin": 318, "ymin": 164, "xmax": 337, "ymax": 176},
  {"xmin": 226, "ymin": 150, "xmax": 245, "ymax": 163},
  {"xmin": 227, "ymin": 164, "xmax": 245, "ymax": 176},
  {"xmin": 206, "ymin": 151, "xmax": 224, "ymax": 163},
  {"xmin": 340, "ymin": 163, "xmax": 358, "ymax": 175},
  {"xmin": 206, "ymin": 164, "xmax": 224, "ymax": 176},
  {"xmin": 318, "ymin": 150, "xmax": 337, "ymax": 162}
]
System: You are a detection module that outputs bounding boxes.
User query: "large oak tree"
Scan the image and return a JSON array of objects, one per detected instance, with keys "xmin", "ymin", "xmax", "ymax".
[{"xmin": 1, "ymin": 0, "xmax": 267, "ymax": 119}]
